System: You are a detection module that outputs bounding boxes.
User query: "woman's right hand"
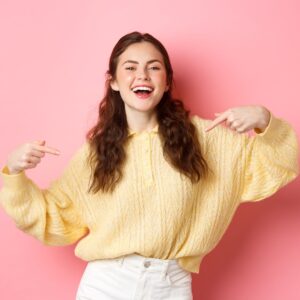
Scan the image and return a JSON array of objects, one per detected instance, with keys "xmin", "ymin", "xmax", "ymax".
[{"xmin": 6, "ymin": 140, "xmax": 61, "ymax": 174}]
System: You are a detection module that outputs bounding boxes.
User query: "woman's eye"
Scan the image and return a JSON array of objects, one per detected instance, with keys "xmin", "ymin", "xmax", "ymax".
[
  {"xmin": 125, "ymin": 66, "xmax": 135, "ymax": 70},
  {"xmin": 149, "ymin": 66, "xmax": 160, "ymax": 70}
]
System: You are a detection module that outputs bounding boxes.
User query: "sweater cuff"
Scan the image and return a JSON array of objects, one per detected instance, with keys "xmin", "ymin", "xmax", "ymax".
[
  {"xmin": 253, "ymin": 113, "xmax": 290, "ymax": 145},
  {"xmin": 0, "ymin": 166, "xmax": 29, "ymax": 190}
]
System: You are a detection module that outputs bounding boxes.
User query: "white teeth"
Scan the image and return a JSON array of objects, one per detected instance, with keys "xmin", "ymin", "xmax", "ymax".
[{"xmin": 132, "ymin": 86, "xmax": 153, "ymax": 92}]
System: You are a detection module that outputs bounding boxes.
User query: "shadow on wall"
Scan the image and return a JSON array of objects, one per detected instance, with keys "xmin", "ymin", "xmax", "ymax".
[{"xmin": 170, "ymin": 54, "xmax": 218, "ymax": 119}]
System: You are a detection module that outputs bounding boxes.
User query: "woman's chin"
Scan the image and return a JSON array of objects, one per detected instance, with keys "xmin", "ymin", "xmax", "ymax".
[{"xmin": 124, "ymin": 101, "xmax": 160, "ymax": 114}]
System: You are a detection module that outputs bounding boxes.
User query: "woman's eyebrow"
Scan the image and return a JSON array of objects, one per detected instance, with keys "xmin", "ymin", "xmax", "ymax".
[{"xmin": 122, "ymin": 59, "xmax": 163, "ymax": 65}]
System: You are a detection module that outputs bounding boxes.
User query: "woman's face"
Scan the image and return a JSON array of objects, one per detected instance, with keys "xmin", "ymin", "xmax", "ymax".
[{"xmin": 110, "ymin": 41, "xmax": 169, "ymax": 116}]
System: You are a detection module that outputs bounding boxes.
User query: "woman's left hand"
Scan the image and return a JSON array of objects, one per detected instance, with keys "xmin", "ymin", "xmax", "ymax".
[{"xmin": 205, "ymin": 105, "xmax": 271, "ymax": 134}]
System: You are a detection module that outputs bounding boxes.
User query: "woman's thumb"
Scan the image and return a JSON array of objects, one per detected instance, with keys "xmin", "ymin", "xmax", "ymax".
[{"xmin": 34, "ymin": 140, "xmax": 46, "ymax": 145}]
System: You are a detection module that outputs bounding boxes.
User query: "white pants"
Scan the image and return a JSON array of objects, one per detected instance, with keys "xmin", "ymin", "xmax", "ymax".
[{"xmin": 76, "ymin": 253, "xmax": 193, "ymax": 300}]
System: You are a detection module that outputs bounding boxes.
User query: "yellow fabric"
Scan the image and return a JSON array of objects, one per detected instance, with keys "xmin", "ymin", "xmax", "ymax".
[{"xmin": 0, "ymin": 113, "xmax": 298, "ymax": 273}]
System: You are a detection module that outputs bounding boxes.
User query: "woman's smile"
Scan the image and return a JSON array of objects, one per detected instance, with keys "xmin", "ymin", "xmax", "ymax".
[{"xmin": 132, "ymin": 85, "xmax": 154, "ymax": 100}]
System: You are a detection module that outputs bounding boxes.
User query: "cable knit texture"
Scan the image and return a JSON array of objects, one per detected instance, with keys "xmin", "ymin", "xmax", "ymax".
[{"xmin": 0, "ymin": 113, "xmax": 298, "ymax": 273}]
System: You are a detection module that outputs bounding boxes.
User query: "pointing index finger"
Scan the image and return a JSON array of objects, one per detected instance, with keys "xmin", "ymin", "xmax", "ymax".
[
  {"xmin": 205, "ymin": 111, "xmax": 229, "ymax": 132},
  {"xmin": 34, "ymin": 145, "xmax": 60, "ymax": 155}
]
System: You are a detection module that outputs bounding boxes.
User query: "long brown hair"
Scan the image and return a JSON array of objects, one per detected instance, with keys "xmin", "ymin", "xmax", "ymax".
[{"xmin": 86, "ymin": 31, "xmax": 208, "ymax": 194}]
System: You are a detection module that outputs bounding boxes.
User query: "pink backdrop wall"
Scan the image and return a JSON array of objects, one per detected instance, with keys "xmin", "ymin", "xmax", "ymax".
[{"xmin": 0, "ymin": 0, "xmax": 299, "ymax": 299}]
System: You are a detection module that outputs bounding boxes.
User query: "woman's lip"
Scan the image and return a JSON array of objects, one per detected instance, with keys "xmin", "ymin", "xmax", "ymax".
[{"xmin": 133, "ymin": 91, "xmax": 153, "ymax": 99}]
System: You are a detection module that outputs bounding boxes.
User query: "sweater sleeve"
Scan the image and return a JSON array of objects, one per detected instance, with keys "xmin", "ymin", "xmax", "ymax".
[
  {"xmin": 239, "ymin": 113, "xmax": 299, "ymax": 203},
  {"xmin": 192, "ymin": 112, "xmax": 299, "ymax": 204},
  {"xmin": 0, "ymin": 142, "xmax": 89, "ymax": 246}
]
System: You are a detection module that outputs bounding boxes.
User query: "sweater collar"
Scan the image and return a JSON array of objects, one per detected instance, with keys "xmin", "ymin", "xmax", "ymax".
[{"xmin": 127, "ymin": 124, "xmax": 159, "ymax": 137}]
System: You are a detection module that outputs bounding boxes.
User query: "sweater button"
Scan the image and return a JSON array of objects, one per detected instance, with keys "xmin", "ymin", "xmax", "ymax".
[{"xmin": 144, "ymin": 261, "xmax": 151, "ymax": 268}]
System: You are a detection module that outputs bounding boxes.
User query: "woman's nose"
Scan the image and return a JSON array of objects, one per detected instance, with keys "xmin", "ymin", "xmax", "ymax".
[{"xmin": 137, "ymin": 69, "xmax": 150, "ymax": 81}]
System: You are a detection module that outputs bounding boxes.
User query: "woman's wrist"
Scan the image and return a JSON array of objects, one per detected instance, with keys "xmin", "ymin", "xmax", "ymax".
[
  {"xmin": 5, "ymin": 165, "xmax": 21, "ymax": 175},
  {"xmin": 255, "ymin": 106, "xmax": 271, "ymax": 132}
]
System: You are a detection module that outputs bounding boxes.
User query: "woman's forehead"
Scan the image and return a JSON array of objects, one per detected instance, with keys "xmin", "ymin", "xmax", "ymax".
[{"xmin": 118, "ymin": 42, "xmax": 164, "ymax": 63}]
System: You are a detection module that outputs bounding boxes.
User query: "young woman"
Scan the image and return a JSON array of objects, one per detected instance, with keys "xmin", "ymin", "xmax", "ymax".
[{"xmin": 0, "ymin": 32, "xmax": 298, "ymax": 300}]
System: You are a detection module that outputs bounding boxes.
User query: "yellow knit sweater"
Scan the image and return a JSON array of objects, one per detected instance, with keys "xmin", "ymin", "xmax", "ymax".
[{"xmin": 0, "ymin": 113, "xmax": 298, "ymax": 273}]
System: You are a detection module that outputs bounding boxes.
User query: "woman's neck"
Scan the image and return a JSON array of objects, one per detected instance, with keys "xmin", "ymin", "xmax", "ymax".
[{"xmin": 125, "ymin": 110, "xmax": 158, "ymax": 133}]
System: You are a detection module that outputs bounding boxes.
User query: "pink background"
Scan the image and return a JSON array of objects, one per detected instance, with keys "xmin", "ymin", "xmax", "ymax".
[{"xmin": 0, "ymin": 0, "xmax": 299, "ymax": 299}]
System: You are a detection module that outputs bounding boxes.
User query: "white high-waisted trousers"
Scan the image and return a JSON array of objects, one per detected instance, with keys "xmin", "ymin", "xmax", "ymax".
[{"xmin": 76, "ymin": 253, "xmax": 193, "ymax": 300}]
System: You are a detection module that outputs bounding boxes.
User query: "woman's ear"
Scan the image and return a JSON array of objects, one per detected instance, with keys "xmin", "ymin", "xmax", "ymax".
[
  {"xmin": 106, "ymin": 73, "xmax": 119, "ymax": 91},
  {"xmin": 110, "ymin": 80, "xmax": 120, "ymax": 91}
]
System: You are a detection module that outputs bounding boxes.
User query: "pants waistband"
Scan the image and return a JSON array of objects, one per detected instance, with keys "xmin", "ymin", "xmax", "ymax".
[{"xmin": 95, "ymin": 253, "xmax": 179, "ymax": 275}]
